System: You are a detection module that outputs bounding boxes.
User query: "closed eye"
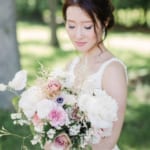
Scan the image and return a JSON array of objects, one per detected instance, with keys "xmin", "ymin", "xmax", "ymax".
[
  {"xmin": 68, "ymin": 25, "xmax": 75, "ymax": 29},
  {"xmin": 84, "ymin": 26, "xmax": 93, "ymax": 30}
]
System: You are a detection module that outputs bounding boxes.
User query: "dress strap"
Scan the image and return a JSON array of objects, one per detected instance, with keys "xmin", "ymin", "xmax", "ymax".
[{"xmin": 97, "ymin": 58, "xmax": 128, "ymax": 88}]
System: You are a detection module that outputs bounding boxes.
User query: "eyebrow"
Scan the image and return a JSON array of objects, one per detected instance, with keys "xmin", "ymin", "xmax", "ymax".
[{"xmin": 67, "ymin": 19, "xmax": 93, "ymax": 23}]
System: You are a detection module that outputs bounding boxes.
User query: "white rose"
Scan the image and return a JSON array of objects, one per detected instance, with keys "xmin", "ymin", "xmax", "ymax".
[
  {"xmin": 78, "ymin": 90, "xmax": 118, "ymax": 129},
  {"xmin": 0, "ymin": 83, "xmax": 7, "ymax": 91},
  {"xmin": 78, "ymin": 94, "xmax": 93, "ymax": 112},
  {"xmin": 19, "ymin": 86, "xmax": 44, "ymax": 119},
  {"xmin": 37, "ymin": 99, "xmax": 56, "ymax": 119},
  {"xmin": 93, "ymin": 90, "xmax": 118, "ymax": 121},
  {"xmin": 8, "ymin": 70, "xmax": 27, "ymax": 90},
  {"xmin": 61, "ymin": 92, "xmax": 77, "ymax": 106},
  {"xmin": 88, "ymin": 113, "xmax": 112, "ymax": 128}
]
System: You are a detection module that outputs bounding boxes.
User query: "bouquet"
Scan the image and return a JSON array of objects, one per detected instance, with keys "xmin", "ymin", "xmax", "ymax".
[{"xmin": 0, "ymin": 68, "xmax": 118, "ymax": 150}]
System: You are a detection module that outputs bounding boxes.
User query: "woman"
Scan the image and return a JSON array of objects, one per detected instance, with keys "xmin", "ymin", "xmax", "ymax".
[
  {"xmin": 63, "ymin": 0, "xmax": 127, "ymax": 150},
  {"xmin": 45, "ymin": 0, "xmax": 127, "ymax": 149}
]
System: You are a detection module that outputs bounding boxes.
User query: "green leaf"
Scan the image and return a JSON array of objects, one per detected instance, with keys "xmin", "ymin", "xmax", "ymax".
[{"xmin": 12, "ymin": 96, "xmax": 19, "ymax": 111}]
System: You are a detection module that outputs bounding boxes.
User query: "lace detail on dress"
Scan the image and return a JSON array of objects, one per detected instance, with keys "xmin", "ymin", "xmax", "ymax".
[{"xmin": 68, "ymin": 57, "xmax": 128, "ymax": 94}]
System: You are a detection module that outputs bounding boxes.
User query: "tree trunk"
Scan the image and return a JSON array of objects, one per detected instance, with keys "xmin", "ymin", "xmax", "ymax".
[
  {"xmin": 0, "ymin": 0, "xmax": 20, "ymax": 110},
  {"xmin": 143, "ymin": 8, "xmax": 148, "ymax": 27},
  {"xmin": 49, "ymin": 0, "xmax": 59, "ymax": 47},
  {"xmin": 33, "ymin": 0, "xmax": 42, "ymax": 21}
]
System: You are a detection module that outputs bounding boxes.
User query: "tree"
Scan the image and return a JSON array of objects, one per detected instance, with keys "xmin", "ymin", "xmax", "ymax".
[
  {"xmin": 49, "ymin": 0, "xmax": 59, "ymax": 47},
  {"xmin": 0, "ymin": 0, "xmax": 20, "ymax": 110},
  {"xmin": 113, "ymin": 0, "xmax": 150, "ymax": 27}
]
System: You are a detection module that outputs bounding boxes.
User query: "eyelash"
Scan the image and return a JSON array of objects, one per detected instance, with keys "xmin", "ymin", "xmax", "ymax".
[
  {"xmin": 68, "ymin": 25, "xmax": 93, "ymax": 30},
  {"xmin": 84, "ymin": 26, "xmax": 93, "ymax": 30},
  {"xmin": 68, "ymin": 25, "xmax": 75, "ymax": 29}
]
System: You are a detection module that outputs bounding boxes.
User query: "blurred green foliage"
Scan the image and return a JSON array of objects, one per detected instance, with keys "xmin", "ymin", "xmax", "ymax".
[{"xmin": 16, "ymin": 0, "xmax": 150, "ymax": 27}]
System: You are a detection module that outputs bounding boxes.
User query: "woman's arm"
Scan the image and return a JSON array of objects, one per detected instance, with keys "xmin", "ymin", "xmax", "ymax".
[{"xmin": 92, "ymin": 62, "xmax": 128, "ymax": 150}]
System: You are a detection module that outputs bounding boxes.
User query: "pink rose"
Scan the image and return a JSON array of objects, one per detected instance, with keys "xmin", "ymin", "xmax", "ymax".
[
  {"xmin": 46, "ymin": 79, "xmax": 61, "ymax": 98},
  {"xmin": 53, "ymin": 133, "xmax": 71, "ymax": 150},
  {"xmin": 48, "ymin": 106, "xmax": 67, "ymax": 127}
]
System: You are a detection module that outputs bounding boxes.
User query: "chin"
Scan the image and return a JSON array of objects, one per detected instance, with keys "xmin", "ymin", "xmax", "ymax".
[{"xmin": 74, "ymin": 46, "xmax": 89, "ymax": 53}]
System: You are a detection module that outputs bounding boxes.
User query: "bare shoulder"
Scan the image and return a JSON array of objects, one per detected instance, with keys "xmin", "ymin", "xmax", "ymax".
[
  {"xmin": 103, "ymin": 60, "xmax": 127, "ymax": 82},
  {"xmin": 105, "ymin": 61, "xmax": 125, "ymax": 75},
  {"xmin": 102, "ymin": 60, "xmax": 128, "ymax": 102}
]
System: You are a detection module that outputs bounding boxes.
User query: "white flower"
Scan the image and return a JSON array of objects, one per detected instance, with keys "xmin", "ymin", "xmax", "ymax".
[
  {"xmin": 92, "ymin": 89, "xmax": 118, "ymax": 121},
  {"xmin": 0, "ymin": 83, "xmax": 7, "ymax": 91},
  {"xmin": 61, "ymin": 92, "xmax": 77, "ymax": 106},
  {"xmin": 11, "ymin": 113, "xmax": 22, "ymax": 120},
  {"xmin": 8, "ymin": 70, "xmax": 27, "ymax": 90},
  {"xmin": 90, "ymin": 129, "xmax": 101, "ymax": 144},
  {"xmin": 31, "ymin": 134, "xmax": 41, "ymax": 145},
  {"xmin": 37, "ymin": 99, "xmax": 56, "ymax": 119},
  {"xmin": 34, "ymin": 125, "xmax": 44, "ymax": 133},
  {"xmin": 78, "ymin": 89, "xmax": 118, "ymax": 129},
  {"xmin": 17, "ymin": 119, "xmax": 30, "ymax": 126},
  {"xmin": 19, "ymin": 86, "xmax": 44, "ymax": 119},
  {"xmin": 69, "ymin": 124, "xmax": 81, "ymax": 136},
  {"xmin": 47, "ymin": 129, "xmax": 56, "ymax": 139},
  {"xmin": 50, "ymin": 69, "xmax": 73, "ymax": 88},
  {"xmin": 78, "ymin": 93, "xmax": 93, "ymax": 112}
]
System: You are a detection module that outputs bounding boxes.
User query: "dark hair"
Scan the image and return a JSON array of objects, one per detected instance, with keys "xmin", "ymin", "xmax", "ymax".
[{"xmin": 62, "ymin": 0, "xmax": 115, "ymax": 40}]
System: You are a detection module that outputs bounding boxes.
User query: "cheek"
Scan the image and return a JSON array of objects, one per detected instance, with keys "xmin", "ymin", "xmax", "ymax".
[{"xmin": 66, "ymin": 29, "xmax": 75, "ymax": 40}]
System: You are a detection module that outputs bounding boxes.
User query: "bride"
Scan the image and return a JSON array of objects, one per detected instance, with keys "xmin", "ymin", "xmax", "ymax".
[
  {"xmin": 45, "ymin": 0, "xmax": 127, "ymax": 149},
  {"xmin": 63, "ymin": 0, "xmax": 127, "ymax": 150}
]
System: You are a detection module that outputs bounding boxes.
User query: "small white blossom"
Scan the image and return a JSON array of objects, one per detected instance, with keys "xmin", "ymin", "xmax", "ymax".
[
  {"xmin": 47, "ymin": 129, "xmax": 56, "ymax": 139},
  {"xmin": 0, "ymin": 83, "xmax": 7, "ymax": 91},
  {"xmin": 11, "ymin": 113, "xmax": 22, "ymax": 120},
  {"xmin": 8, "ymin": 70, "xmax": 27, "ymax": 90},
  {"xmin": 69, "ymin": 124, "xmax": 81, "ymax": 136},
  {"xmin": 12, "ymin": 119, "xmax": 30, "ymax": 126},
  {"xmin": 17, "ymin": 120, "xmax": 30, "ymax": 126},
  {"xmin": 34, "ymin": 125, "xmax": 43, "ymax": 133},
  {"xmin": 31, "ymin": 134, "xmax": 41, "ymax": 145}
]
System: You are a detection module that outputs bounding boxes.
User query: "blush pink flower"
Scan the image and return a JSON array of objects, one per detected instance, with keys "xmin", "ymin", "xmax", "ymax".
[
  {"xmin": 53, "ymin": 133, "xmax": 71, "ymax": 150},
  {"xmin": 46, "ymin": 79, "xmax": 61, "ymax": 98},
  {"xmin": 48, "ymin": 106, "xmax": 67, "ymax": 127},
  {"xmin": 32, "ymin": 112, "xmax": 44, "ymax": 133},
  {"xmin": 32, "ymin": 112, "xmax": 41, "ymax": 126}
]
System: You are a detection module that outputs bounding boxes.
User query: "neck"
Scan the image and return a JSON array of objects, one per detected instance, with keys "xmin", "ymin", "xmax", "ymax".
[{"xmin": 82, "ymin": 44, "xmax": 107, "ymax": 63}]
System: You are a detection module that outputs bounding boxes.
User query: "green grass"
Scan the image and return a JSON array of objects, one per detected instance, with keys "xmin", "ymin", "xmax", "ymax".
[{"xmin": 0, "ymin": 21, "xmax": 150, "ymax": 150}]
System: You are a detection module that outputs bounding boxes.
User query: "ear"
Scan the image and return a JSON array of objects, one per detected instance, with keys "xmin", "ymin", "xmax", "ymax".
[{"xmin": 104, "ymin": 17, "xmax": 110, "ymax": 28}]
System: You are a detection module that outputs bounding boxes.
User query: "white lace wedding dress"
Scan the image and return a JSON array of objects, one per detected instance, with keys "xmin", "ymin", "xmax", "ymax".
[{"xmin": 68, "ymin": 57, "xmax": 128, "ymax": 150}]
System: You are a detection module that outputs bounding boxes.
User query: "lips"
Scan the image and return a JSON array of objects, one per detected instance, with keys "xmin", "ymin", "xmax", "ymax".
[{"xmin": 75, "ymin": 41, "xmax": 87, "ymax": 47}]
